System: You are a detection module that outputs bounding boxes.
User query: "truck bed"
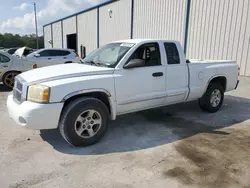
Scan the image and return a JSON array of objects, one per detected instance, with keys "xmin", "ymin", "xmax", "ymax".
[{"xmin": 186, "ymin": 59, "xmax": 238, "ymax": 102}]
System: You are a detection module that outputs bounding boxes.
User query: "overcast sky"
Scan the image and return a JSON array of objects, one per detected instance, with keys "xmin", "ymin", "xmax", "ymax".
[{"xmin": 0, "ymin": 0, "xmax": 106, "ymax": 35}]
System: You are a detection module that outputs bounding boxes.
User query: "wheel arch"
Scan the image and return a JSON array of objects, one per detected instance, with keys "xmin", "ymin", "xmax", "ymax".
[
  {"xmin": 61, "ymin": 89, "xmax": 116, "ymax": 120},
  {"xmin": 203, "ymin": 75, "xmax": 227, "ymax": 96},
  {"xmin": 2, "ymin": 70, "xmax": 21, "ymax": 78}
]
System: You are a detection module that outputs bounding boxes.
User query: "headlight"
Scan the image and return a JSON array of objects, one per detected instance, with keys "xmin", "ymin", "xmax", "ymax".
[{"xmin": 27, "ymin": 85, "xmax": 50, "ymax": 103}]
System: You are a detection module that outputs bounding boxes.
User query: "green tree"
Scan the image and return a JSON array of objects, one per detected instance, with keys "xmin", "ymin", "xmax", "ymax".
[{"xmin": 0, "ymin": 33, "xmax": 44, "ymax": 49}]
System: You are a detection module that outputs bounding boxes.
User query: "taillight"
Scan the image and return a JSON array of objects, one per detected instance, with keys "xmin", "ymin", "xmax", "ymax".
[
  {"xmin": 238, "ymin": 67, "xmax": 240, "ymax": 78},
  {"xmin": 33, "ymin": 64, "xmax": 38, "ymax": 69}
]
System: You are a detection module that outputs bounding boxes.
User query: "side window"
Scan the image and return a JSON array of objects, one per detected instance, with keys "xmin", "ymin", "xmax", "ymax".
[
  {"xmin": 60, "ymin": 50, "xmax": 71, "ymax": 56},
  {"xmin": 129, "ymin": 43, "xmax": 161, "ymax": 67},
  {"xmin": 164, "ymin": 43, "xmax": 180, "ymax": 65},
  {"xmin": 48, "ymin": 50, "xmax": 61, "ymax": 56},
  {"xmin": 0, "ymin": 54, "xmax": 10, "ymax": 63},
  {"xmin": 39, "ymin": 50, "xmax": 50, "ymax": 57}
]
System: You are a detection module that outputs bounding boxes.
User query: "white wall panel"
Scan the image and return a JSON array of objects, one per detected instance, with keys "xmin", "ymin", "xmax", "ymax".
[
  {"xmin": 44, "ymin": 25, "xmax": 52, "ymax": 48},
  {"xmin": 99, "ymin": 0, "xmax": 131, "ymax": 46},
  {"xmin": 62, "ymin": 16, "xmax": 77, "ymax": 48},
  {"xmin": 77, "ymin": 9, "xmax": 97, "ymax": 55},
  {"xmin": 187, "ymin": 0, "xmax": 250, "ymax": 76},
  {"xmin": 133, "ymin": 0, "xmax": 186, "ymax": 46},
  {"xmin": 52, "ymin": 21, "xmax": 62, "ymax": 48}
]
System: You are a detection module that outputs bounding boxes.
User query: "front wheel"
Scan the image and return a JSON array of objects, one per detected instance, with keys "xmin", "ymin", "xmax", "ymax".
[
  {"xmin": 199, "ymin": 83, "xmax": 224, "ymax": 113},
  {"xmin": 59, "ymin": 97, "xmax": 109, "ymax": 146},
  {"xmin": 3, "ymin": 71, "xmax": 20, "ymax": 88}
]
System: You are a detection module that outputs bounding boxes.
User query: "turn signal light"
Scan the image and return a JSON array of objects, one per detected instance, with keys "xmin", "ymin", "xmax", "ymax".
[{"xmin": 33, "ymin": 64, "xmax": 38, "ymax": 69}]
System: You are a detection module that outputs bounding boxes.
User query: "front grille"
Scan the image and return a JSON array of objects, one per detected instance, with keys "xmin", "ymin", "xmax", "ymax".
[
  {"xmin": 13, "ymin": 89, "xmax": 22, "ymax": 102},
  {"xmin": 13, "ymin": 79, "xmax": 23, "ymax": 103},
  {"xmin": 16, "ymin": 81, "xmax": 23, "ymax": 91}
]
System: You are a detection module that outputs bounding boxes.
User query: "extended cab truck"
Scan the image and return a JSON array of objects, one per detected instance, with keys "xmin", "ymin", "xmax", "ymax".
[{"xmin": 7, "ymin": 39, "xmax": 239, "ymax": 146}]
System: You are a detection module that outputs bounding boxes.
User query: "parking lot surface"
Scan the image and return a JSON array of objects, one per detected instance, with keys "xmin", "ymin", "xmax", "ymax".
[{"xmin": 0, "ymin": 77, "xmax": 250, "ymax": 188}]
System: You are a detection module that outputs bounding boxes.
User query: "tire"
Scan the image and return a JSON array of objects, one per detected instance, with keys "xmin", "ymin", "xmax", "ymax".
[
  {"xmin": 59, "ymin": 97, "xmax": 109, "ymax": 146},
  {"xmin": 198, "ymin": 83, "xmax": 224, "ymax": 113},
  {"xmin": 3, "ymin": 71, "xmax": 20, "ymax": 88}
]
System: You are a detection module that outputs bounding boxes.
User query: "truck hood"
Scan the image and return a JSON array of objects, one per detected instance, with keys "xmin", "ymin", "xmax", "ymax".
[{"xmin": 18, "ymin": 63, "xmax": 114, "ymax": 84}]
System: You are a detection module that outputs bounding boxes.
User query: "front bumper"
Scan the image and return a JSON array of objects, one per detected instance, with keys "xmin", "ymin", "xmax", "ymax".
[{"xmin": 7, "ymin": 93, "xmax": 64, "ymax": 130}]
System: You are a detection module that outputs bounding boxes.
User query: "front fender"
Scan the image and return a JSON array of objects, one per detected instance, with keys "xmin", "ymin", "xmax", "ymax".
[
  {"xmin": 61, "ymin": 88, "xmax": 112, "ymax": 101},
  {"xmin": 41, "ymin": 75, "xmax": 117, "ymax": 119},
  {"xmin": 61, "ymin": 88, "xmax": 117, "ymax": 120}
]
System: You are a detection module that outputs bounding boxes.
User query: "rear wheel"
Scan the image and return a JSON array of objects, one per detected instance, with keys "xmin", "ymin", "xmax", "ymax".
[
  {"xmin": 3, "ymin": 71, "xmax": 19, "ymax": 88},
  {"xmin": 59, "ymin": 97, "xmax": 109, "ymax": 146},
  {"xmin": 199, "ymin": 83, "xmax": 224, "ymax": 113}
]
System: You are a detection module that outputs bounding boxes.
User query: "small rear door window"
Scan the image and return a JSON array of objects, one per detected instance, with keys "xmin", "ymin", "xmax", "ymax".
[{"xmin": 164, "ymin": 43, "xmax": 180, "ymax": 65}]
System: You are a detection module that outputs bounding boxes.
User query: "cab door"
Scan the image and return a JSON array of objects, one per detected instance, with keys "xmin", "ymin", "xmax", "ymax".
[
  {"xmin": 114, "ymin": 42, "xmax": 166, "ymax": 114},
  {"xmin": 164, "ymin": 42, "xmax": 189, "ymax": 104}
]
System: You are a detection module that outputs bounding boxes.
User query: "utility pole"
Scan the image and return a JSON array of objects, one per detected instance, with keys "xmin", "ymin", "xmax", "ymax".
[{"xmin": 34, "ymin": 2, "xmax": 39, "ymax": 49}]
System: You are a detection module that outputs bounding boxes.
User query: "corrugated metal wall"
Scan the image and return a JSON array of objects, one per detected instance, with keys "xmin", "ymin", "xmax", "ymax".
[
  {"xmin": 52, "ymin": 22, "xmax": 62, "ymax": 48},
  {"xmin": 44, "ymin": 0, "xmax": 250, "ymax": 76},
  {"xmin": 99, "ymin": 0, "xmax": 131, "ymax": 46},
  {"xmin": 133, "ymin": 0, "xmax": 186, "ymax": 46},
  {"xmin": 44, "ymin": 25, "xmax": 52, "ymax": 48},
  {"xmin": 62, "ymin": 16, "xmax": 77, "ymax": 48},
  {"xmin": 187, "ymin": 0, "xmax": 250, "ymax": 76},
  {"xmin": 77, "ymin": 9, "xmax": 97, "ymax": 55}
]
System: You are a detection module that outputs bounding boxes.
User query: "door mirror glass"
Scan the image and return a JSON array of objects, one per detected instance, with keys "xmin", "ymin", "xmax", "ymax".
[
  {"xmin": 34, "ymin": 53, "xmax": 40, "ymax": 58},
  {"xmin": 124, "ymin": 59, "xmax": 145, "ymax": 69}
]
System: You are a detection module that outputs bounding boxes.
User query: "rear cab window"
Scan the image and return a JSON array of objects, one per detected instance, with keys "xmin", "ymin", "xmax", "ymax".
[{"xmin": 164, "ymin": 43, "xmax": 180, "ymax": 65}]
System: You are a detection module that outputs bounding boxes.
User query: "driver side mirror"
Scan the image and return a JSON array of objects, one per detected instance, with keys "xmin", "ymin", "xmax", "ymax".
[
  {"xmin": 124, "ymin": 59, "xmax": 145, "ymax": 69},
  {"xmin": 34, "ymin": 53, "xmax": 40, "ymax": 58}
]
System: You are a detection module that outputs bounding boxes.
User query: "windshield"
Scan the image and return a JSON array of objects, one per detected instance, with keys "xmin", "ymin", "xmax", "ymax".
[{"xmin": 82, "ymin": 42, "xmax": 134, "ymax": 68}]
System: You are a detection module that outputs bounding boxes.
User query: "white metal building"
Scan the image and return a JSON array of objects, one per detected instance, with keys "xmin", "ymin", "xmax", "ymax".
[{"xmin": 43, "ymin": 0, "xmax": 250, "ymax": 76}]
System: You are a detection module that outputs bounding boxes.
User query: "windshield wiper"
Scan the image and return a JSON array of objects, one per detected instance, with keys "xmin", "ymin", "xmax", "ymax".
[
  {"xmin": 83, "ymin": 60, "xmax": 109, "ymax": 67},
  {"xmin": 83, "ymin": 60, "xmax": 99, "ymax": 66}
]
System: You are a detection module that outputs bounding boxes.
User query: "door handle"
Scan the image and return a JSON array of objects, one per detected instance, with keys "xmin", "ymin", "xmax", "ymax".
[
  {"xmin": 48, "ymin": 58, "xmax": 51, "ymax": 60},
  {"xmin": 2, "ymin": 65, "xmax": 8, "ymax": 67},
  {"xmin": 63, "ymin": 57, "xmax": 67, "ymax": 59},
  {"xmin": 152, "ymin": 72, "xmax": 164, "ymax": 77}
]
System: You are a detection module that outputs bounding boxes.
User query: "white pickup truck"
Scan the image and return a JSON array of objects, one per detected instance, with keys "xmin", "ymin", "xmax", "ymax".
[{"xmin": 7, "ymin": 39, "xmax": 239, "ymax": 146}]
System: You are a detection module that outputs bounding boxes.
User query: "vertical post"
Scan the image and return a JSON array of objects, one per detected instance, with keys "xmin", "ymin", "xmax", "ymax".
[
  {"xmin": 61, "ymin": 21, "xmax": 64, "ymax": 48},
  {"xmin": 76, "ymin": 15, "xmax": 78, "ymax": 53},
  {"xmin": 130, "ymin": 0, "xmax": 134, "ymax": 39},
  {"xmin": 97, "ymin": 8, "xmax": 100, "ymax": 48},
  {"xmin": 184, "ymin": 0, "xmax": 191, "ymax": 55},
  {"xmin": 34, "ymin": 3, "xmax": 39, "ymax": 49},
  {"xmin": 51, "ymin": 24, "xmax": 53, "ymax": 48}
]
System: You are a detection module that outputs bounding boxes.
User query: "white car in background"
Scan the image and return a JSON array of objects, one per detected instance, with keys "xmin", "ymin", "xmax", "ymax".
[
  {"xmin": 0, "ymin": 51, "xmax": 35, "ymax": 88},
  {"xmin": 25, "ymin": 48, "xmax": 81, "ymax": 67}
]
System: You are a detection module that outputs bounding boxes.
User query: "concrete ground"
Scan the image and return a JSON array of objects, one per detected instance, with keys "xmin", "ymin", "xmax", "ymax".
[{"xmin": 0, "ymin": 77, "xmax": 250, "ymax": 188}]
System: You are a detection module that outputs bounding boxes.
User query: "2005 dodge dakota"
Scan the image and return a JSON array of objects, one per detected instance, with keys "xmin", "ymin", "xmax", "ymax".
[{"xmin": 7, "ymin": 39, "xmax": 239, "ymax": 146}]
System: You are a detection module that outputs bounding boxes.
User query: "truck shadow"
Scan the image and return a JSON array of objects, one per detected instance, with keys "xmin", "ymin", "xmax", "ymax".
[
  {"xmin": 0, "ymin": 83, "xmax": 12, "ymax": 92},
  {"xmin": 40, "ymin": 95, "xmax": 250, "ymax": 155}
]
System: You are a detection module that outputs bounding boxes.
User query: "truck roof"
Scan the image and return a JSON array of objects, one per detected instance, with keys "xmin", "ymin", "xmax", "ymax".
[{"xmin": 113, "ymin": 39, "xmax": 180, "ymax": 44}]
